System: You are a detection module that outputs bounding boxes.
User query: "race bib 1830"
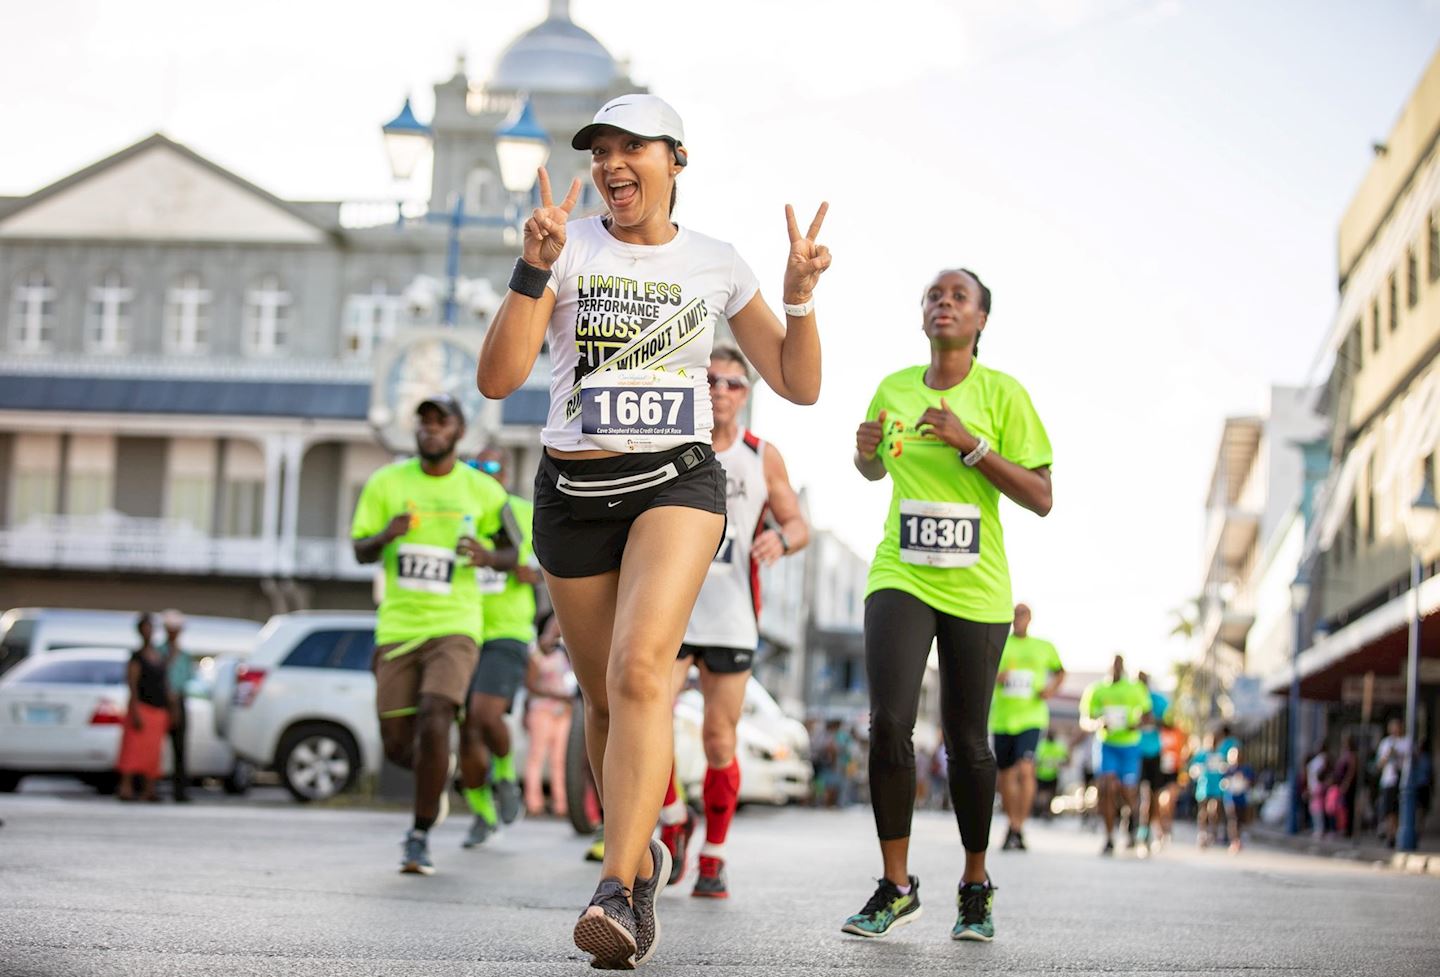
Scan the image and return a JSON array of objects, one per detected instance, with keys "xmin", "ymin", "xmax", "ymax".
[
  {"xmin": 395, "ymin": 543, "xmax": 456, "ymax": 595},
  {"xmin": 581, "ymin": 370, "xmax": 697, "ymax": 452},
  {"xmin": 1002, "ymin": 669, "xmax": 1036, "ymax": 698},
  {"xmin": 898, "ymin": 500, "xmax": 980, "ymax": 568}
]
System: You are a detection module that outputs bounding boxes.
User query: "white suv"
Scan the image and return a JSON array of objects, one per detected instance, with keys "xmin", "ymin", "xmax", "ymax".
[{"xmin": 212, "ymin": 612, "xmax": 380, "ymax": 802}]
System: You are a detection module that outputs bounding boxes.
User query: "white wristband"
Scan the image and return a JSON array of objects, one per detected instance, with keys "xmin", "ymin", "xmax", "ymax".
[
  {"xmin": 782, "ymin": 297, "xmax": 815, "ymax": 317},
  {"xmin": 960, "ymin": 438, "xmax": 990, "ymax": 467}
]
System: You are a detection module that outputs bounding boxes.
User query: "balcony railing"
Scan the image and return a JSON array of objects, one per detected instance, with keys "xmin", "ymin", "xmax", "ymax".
[{"xmin": 0, "ymin": 514, "xmax": 371, "ymax": 581}]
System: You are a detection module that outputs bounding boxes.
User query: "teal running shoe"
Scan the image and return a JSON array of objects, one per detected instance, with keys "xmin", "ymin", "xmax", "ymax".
[
  {"xmin": 841, "ymin": 876, "xmax": 922, "ymax": 937},
  {"xmin": 951, "ymin": 878, "xmax": 997, "ymax": 942}
]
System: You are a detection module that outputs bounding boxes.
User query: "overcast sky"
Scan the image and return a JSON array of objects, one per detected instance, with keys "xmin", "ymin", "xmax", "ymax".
[{"xmin": 4, "ymin": 0, "xmax": 1439, "ymax": 676}]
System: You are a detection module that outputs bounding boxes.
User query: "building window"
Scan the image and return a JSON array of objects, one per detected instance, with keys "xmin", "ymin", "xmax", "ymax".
[
  {"xmin": 1430, "ymin": 213, "xmax": 1440, "ymax": 284},
  {"xmin": 220, "ymin": 480, "xmax": 265, "ymax": 537},
  {"xmin": 1388, "ymin": 273, "xmax": 1399, "ymax": 333},
  {"xmin": 1371, "ymin": 299, "xmax": 1381, "ymax": 353},
  {"xmin": 165, "ymin": 273, "xmax": 211, "ymax": 354},
  {"xmin": 244, "ymin": 275, "xmax": 291, "ymax": 356},
  {"xmin": 65, "ymin": 434, "xmax": 116, "ymax": 518},
  {"xmin": 342, "ymin": 280, "xmax": 404, "ymax": 360},
  {"xmin": 9, "ymin": 272, "xmax": 55, "ymax": 352},
  {"xmin": 1407, "ymin": 248, "xmax": 1419, "ymax": 308},
  {"xmin": 9, "ymin": 433, "xmax": 61, "ymax": 525},
  {"xmin": 1366, "ymin": 457, "xmax": 1378, "ymax": 545},
  {"xmin": 85, "ymin": 272, "xmax": 133, "ymax": 353},
  {"xmin": 1345, "ymin": 318, "xmax": 1363, "ymax": 373}
]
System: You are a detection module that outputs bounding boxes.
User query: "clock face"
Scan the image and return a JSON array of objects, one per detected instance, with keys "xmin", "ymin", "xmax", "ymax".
[{"xmin": 371, "ymin": 328, "xmax": 489, "ymax": 453}]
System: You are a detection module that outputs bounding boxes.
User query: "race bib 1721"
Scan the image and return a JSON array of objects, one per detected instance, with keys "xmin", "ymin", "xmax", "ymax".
[
  {"xmin": 898, "ymin": 500, "xmax": 980, "ymax": 568},
  {"xmin": 581, "ymin": 370, "xmax": 698, "ymax": 453},
  {"xmin": 395, "ymin": 543, "xmax": 456, "ymax": 595}
]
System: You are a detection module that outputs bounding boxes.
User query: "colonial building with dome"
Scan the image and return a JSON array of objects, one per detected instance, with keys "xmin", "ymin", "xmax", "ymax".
[{"xmin": 0, "ymin": 1, "xmax": 638, "ymax": 617}]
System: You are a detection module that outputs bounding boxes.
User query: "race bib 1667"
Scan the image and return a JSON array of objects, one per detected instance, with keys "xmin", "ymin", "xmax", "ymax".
[{"xmin": 581, "ymin": 370, "xmax": 697, "ymax": 452}]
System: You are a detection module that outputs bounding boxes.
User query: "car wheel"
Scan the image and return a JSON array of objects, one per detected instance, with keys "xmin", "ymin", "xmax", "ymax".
[
  {"xmin": 82, "ymin": 772, "xmax": 120, "ymax": 795},
  {"xmin": 0, "ymin": 770, "xmax": 21, "ymax": 793},
  {"xmin": 566, "ymin": 697, "xmax": 601, "ymax": 835},
  {"xmin": 277, "ymin": 724, "xmax": 359, "ymax": 803},
  {"xmin": 223, "ymin": 759, "xmax": 255, "ymax": 796}
]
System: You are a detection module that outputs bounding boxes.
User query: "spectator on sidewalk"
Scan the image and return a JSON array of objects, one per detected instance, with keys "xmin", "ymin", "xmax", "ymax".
[
  {"xmin": 1325, "ymin": 735, "xmax": 1359, "ymax": 839},
  {"xmin": 160, "ymin": 610, "xmax": 190, "ymax": 803},
  {"xmin": 523, "ymin": 614, "xmax": 575, "ymax": 818},
  {"xmin": 1376, "ymin": 719, "xmax": 1411, "ymax": 847},
  {"xmin": 117, "ymin": 614, "xmax": 170, "ymax": 803},
  {"xmin": 1306, "ymin": 743, "xmax": 1330, "ymax": 839}
]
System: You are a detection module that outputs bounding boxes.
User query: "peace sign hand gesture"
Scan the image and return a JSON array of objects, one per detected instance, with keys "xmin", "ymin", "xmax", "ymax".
[
  {"xmin": 783, "ymin": 202, "xmax": 832, "ymax": 304},
  {"xmin": 524, "ymin": 167, "xmax": 583, "ymax": 271}
]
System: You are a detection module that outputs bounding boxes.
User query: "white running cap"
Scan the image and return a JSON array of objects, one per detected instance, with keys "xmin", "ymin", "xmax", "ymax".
[{"xmin": 571, "ymin": 94, "xmax": 685, "ymax": 151}]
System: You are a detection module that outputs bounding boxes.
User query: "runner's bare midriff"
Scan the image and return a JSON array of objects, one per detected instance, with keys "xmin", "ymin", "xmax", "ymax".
[{"xmin": 546, "ymin": 447, "xmax": 624, "ymax": 461}]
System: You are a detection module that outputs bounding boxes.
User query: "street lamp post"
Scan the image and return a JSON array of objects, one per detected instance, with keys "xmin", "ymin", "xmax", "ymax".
[
  {"xmin": 1288, "ymin": 570, "xmax": 1311, "ymax": 836},
  {"xmin": 381, "ymin": 94, "xmax": 550, "ymax": 327},
  {"xmin": 1399, "ymin": 481, "xmax": 1438, "ymax": 851}
]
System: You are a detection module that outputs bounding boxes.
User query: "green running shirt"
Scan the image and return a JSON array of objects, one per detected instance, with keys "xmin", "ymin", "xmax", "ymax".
[
  {"xmin": 480, "ymin": 495, "xmax": 537, "ymax": 644},
  {"xmin": 1035, "ymin": 738, "xmax": 1069, "ymax": 782},
  {"xmin": 863, "ymin": 363, "xmax": 1053, "ymax": 623},
  {"xmin": 1079, "ymin": 678, "xmax": 1152, "ymax": 747},
  {"xmin": 989, "ymin": 634, "xmax": 1064, "ymax": 735},
  {"xmin": 351, "ymin": 459, "xmax": 509, "ymax": 646}
]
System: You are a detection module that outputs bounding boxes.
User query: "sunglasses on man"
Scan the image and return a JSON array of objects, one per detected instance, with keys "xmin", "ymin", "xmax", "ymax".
[{"xmin": 707, "ymin": 374, "xmax": 750, "ymax": 392}]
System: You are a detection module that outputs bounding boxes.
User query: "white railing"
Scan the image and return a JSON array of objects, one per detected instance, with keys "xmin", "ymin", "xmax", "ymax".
[{"xmin": 0, "ymin": 515, "xmax": 370, "ymax": 581}]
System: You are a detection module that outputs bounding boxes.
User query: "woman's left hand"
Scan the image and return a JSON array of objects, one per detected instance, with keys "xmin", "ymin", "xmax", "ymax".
[
  {"xmin": 782, "ymin": 202, "xmax": 832, "ymax": 304},
  {"xmin": 917, "ymin": 398, "xmax": 979, "ymax": 453}
]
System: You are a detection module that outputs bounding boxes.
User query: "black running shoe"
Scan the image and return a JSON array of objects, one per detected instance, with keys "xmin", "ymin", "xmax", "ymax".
[
  {"xmin": 631, "ymin": 838, "xmax": 672, "ymax": 965},
  {"xmin": 1101, "ymin": 838, "xmax": 1115, "ymax": 857},
  {"xmin": 1012, "ymin": 832, "xmax": 1027, "ymax": 851},
  {"xmin": 692, "ymin": 855, "xmax": 728, "ymax": 898},
  {"xmin": 574, "ymin": 878, "xmax": 637, "ymax": 970}
]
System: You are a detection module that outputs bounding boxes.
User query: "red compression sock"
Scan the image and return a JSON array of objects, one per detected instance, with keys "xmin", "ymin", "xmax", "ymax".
[
  {"xmin": 664, "ymin": 764, "xmax": 680, "ymax": 808},
  {"xmin": 703, "ymin": 760, "xmax": 741, "ymax": 846}
]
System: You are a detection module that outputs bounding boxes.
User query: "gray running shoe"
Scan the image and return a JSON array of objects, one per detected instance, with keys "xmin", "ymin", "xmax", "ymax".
[
  {"xmin": 632, "ymin": 838, "xmax": 672, "ymax": 965},
  {"xmin": 574, "ymin": 877, "xmax": 637, "ymax": 970},
  {"xmin": 463, "ymin": 813, "xmax": 496, "ymax": 849},
  {"xmin": 494, "ymin": 778, "xmax": 522, "ymax": 825},
  {"xmin": 400, "ymin": 830, "xmax": 434, "ymax": 875}
]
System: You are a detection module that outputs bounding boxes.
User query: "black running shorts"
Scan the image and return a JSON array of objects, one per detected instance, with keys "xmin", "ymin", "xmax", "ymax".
[
  {"xmin": 677, "ymin": 643, "xmax": 755, "ymax": 674},
  {"xmin": 533, "ymin": 442, "xmax": 727, "ymax": 578}
]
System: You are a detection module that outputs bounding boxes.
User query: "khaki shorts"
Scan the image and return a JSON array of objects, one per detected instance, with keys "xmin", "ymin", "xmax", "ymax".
[{"xmin": 372, "ymin": 634, "xmax": 479, "ymax": 718}]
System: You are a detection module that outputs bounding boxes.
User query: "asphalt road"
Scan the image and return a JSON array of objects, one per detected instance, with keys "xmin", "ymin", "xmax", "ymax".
[{"xmin": 2, "ymin": 791, "xmax": 1437, "ymax": 977}]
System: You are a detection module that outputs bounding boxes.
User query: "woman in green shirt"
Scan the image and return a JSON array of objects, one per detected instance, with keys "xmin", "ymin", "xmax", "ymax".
[{"xmin": 842, "ymin": 269, "xmax": 1053, "ymax": 944}]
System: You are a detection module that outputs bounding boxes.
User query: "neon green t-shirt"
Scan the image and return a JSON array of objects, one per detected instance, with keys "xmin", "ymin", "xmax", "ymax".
[
  {"xmin": 864, "ymin": 363, "xmax": 1053, "ymax": 623},
  {"xmin": 989, "ymin": 634, "xmax": 1064, "ymax": 735},
  {"xmin": 479, "ymin": 495, "xmax": 537, "ymax": 644},
  {"xmin": 351, "ymin": 459, "xmax": 508, "ymax": 646},
  {"xmin": 1035, "ymin": 738, "xmax": 1068, "ymax": 782},
  {"xmin": 1079, "ymin": 678, "xmax": 1152, "ymax": 747}
]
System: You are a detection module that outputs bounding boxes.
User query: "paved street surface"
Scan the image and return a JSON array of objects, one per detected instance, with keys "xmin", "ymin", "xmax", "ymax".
[{"xmin": 3, "ymin": 792, "xmax": 1437, "ymax": 977}]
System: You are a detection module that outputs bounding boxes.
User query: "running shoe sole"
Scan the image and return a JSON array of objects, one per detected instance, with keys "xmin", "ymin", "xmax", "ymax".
[
  {"xmin": 400, "ymin": 861, "xmax": 434, "ymax": 876},
  {"xmin": 952, "ymin": 927, "xmax": 993, "ymax": 942},
  {"xmin": 691, "ymin": 886, "xmax": 728, "ymax": 899},
  {"xmin": 573, "ymin": 909, "xmax": 637, "ymax": 970},
  {"xmin": 840, "ymin": 907, "xmax": 923, "ymax": 938}
]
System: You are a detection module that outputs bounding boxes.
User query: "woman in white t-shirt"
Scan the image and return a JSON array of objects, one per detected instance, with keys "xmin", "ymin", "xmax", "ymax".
[{"xmin": 478, "ymin": 93, "xmax": 830, "ymax": 969}]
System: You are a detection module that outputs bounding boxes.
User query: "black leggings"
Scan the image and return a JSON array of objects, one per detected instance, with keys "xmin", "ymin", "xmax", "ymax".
[{"xmin": 865, "ymin": 588, "xmax": 1008, "ymax": 852}]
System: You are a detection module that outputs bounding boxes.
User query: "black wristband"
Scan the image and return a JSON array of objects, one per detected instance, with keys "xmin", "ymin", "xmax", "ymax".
[{"xmin": 509, "ymin": 258, "xmax": 550, "ymax": 299}]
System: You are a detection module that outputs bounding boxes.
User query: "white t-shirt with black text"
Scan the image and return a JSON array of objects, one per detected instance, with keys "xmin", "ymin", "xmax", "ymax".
[{"xmin": 542, "ymin": 216, "xmax": 760, "ymax": 452}]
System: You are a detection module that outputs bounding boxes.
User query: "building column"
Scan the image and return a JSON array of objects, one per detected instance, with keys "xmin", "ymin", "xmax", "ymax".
[
  {"xmin": 278, "ymin": 435, "xmax": 306, "ymax": 576},
  {"xmin": 260, "ymin": 435, "xmax": 284, "ymax": 575}
]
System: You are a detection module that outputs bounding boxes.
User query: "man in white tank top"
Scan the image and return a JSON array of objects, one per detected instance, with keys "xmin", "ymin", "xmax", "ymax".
[{"xmin": 659, "ymin": 345, "xmax": 809, "ymax": 899}]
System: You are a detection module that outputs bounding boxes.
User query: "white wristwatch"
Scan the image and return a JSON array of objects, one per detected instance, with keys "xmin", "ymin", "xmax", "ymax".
[
  {"xmin": 782, "ymin": 297, "xmax": 815, "ymax": 317},
  {"xmin": 960, "ymin": 438, "xmax": 990, "ymax": 467}
]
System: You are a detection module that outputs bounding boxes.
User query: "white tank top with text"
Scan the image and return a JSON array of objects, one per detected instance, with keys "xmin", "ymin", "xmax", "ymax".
[{"xmin": 685, "ymin": 431, "xmax": 769, "ymax": 650}]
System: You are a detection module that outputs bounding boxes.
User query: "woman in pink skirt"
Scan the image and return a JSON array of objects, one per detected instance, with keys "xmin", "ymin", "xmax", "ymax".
[{"xmin": 117, "ymin": 614, "xmax": 170, "ymax": 802}]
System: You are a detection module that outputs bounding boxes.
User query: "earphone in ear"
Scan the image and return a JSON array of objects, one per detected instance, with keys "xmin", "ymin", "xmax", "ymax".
[{"xmin": 673, "ymin": 144, "xmax": 688, "ymax": 167}]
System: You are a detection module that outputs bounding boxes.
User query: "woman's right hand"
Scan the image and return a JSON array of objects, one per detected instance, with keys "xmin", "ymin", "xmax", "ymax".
[
  {"xmin": 523, "ymin": 167, "xmax": 583, "ymax": 270},
  {"xmin": 856, "ymin": 409, "xmax": 887, "ymax": 459}
]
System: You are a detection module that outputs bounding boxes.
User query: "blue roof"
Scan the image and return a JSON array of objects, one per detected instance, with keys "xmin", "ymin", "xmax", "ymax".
[
  {"xmin": 0, "ymin": 375, "xmax": 370, "ymax": 419},
  {"xmin": 497, "ymin": 98, "xmax": 549, "ymax": 143},
  {"xmin": 0, "ymin": 372, "xmax": 552, "ymax": 427},
  {"xmin": 381, "ymin": 97, "xmax": 432, "ymax": 137}
]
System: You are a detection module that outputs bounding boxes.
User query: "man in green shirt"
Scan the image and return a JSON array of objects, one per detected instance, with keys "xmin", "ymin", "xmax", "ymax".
[
  {"xmin": 351, "ymin": 395, "xmax": 518, "ymax": 876},
  {"xmin": 458, "ymin": 446, "xmax": 543, "ymax": 848},
  {"xmin": 1079, "ymin": 654, "xmax": 1153, "ymax": 856},
  {"xmin": 989, "ymin": 603, "xmax": 1065, "ymax": 851},
  {"xmin": 1033, "ymin": 731, "xmax": 1069, "ymax": 821}
]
